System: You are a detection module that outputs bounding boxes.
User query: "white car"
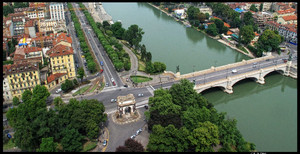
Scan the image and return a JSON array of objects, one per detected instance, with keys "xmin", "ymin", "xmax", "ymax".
[
  {"xmin": 56, "ymin": 88, "xmax": 62, "ymax": 94},
  {"xmin": 111, "ymin": 78, "xmax": 114, "ymax": 82},
  {"xmin": 103, "ymin": 140, "xmax": 107, "ymax": 146},
  {"xmin": 138, "ymin": 93, "xmax": 144, "ymax": 97},
  {"xmin": 111, "ymin": 99, "xmax": 117, "ymax": 103},
  {"xmin": 130, "ymin": 135, "xmax": 136, "ymax": 139},
  {"xmin": 231, "ymin": 69, "xmax": 237, "ymax": 73}
]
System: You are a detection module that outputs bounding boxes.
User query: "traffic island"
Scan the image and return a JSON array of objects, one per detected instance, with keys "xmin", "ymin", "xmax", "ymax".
[{"xmin": 111, "ymin": 94, "xmax": 141, "ymax": 125}]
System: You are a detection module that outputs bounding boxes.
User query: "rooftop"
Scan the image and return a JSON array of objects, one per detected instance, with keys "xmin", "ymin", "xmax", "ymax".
[
  {"xmin": 282, "ymin": 15, "xmax": 297, "ymax": 21},
  {"xmin": 46, "ymin": 44, "xmax": 73, "ymax": 57},
  {"xmin": 3, "ymin": 62, "xmax": 39, "ymax": 76},
  {"xmin": 47, "ymin": 73, "xmax": 67, "ymax": 83}
]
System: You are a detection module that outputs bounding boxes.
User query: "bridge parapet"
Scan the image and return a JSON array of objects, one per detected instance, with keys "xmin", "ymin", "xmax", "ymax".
[{"xmin": 179, "ymin": 55, "xmax": 274, "ymax": 79}]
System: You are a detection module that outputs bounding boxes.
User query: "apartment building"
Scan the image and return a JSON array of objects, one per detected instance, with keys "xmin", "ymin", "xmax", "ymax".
[
  {"xmin": 3, "ymin": 62, "xmax": 41, "ymax": 99},
  {"xmin": 49, "ymin": 3, "xmax": 65, "ymax": 21},
  {"xmin": 13, "ymin": 46, "xmax": 44, "ymax": 65},
  {"xmin": 253, "ymin": 11, "xmax": 274, "ymax": 29},
  {"xmin": 46, "ymin": 44, "xmax": 76, "ymax": 79},
  {"xmin": 3, "ymin": 75, "xmax": 13, "ymax": 102}
]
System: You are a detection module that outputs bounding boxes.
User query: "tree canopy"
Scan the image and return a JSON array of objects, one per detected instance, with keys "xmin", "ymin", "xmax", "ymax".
[{"xmin": 146, "ymin": 79, "xmax": 255, "ymax": 152}]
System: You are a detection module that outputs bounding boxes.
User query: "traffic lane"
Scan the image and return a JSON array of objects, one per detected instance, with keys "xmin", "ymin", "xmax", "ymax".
[{"xmin": 85, "ymin": 29, "xmax": 113, "ymax": 87}]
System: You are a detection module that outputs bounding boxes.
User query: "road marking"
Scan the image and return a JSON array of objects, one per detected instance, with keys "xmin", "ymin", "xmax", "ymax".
[
  {"xmin": 102, "ymin": 127, "xmax": 109, "ymax": 152},
  {"xmin": 146, "ymin": 86, "xmax": 154, "ymax": 96}
]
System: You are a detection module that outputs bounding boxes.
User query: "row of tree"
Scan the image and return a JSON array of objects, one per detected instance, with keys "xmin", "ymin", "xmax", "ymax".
[
  {"xmin": 145, "ymin": 79, "xmax": 255, "ymax": 152},
  {"xmin": 6, "ymin": 85, "xmax": 107, "ymax": 152},
  {"xmin": 68, "ymin": 3, "xmax": 97, "ymax": 73},
  {"xmin": 78, "ymin": 3, "xmax": 130, "ymax": 72}
]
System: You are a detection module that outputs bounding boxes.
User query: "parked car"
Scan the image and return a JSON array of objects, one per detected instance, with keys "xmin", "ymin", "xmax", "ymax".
[
  {"xmin": 130, "ymin": 135, "xmax": 136, "ymax": 139},
  {"xmin": 105, "ymin": 83, "xmax": 109, "ymax": 87},
  {"xmin": 56, "ymin": 88, "xmax": 62, "ymax": 94},
  {"xmin": 111, "ymin": 99, "xmax": 117, "ymax": 103},
  {"xmin": 138, "ymin": 93, "xmax": 144, "ymax": 97},
  {"xmin": 103, "ymin": 140, "xmax": 107, "ymax": 146}
]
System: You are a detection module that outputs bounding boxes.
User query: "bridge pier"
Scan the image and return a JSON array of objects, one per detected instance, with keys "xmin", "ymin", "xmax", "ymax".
[
  {"xmin": 256, "ymin": 77, "xmax": 265, "ymax": 84},
  {"xmin": 224, "ymin": 86, "xmax": 233, "ymax": 94}
]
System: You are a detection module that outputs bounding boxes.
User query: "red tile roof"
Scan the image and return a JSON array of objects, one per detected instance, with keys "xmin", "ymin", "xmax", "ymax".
[
  {"xmin": 3, "ymin": 62, "xmax": 39, "ymax": 76},
  {"xmin": 47, "ymin": 73, "xmax": 67, "ymax": 83},
  {"xmin": 47, "ymin": 44, "xmax": 73, "ymax": 57},
  {"xmin": 224, "ymin": 22, "xmax": 230, "ymax": 28},
  {"xmin": 25, "ymin": 19, "xmax": 34, "ymax": 27},
  {"xmin": 277, "ymin": 8, "xmax": 296, "ymax": 14},
  {"xmin": 24, "ymin": 47, "xmax": 42, "ymax": 54},
  {"xmin": 227, "ymin": 31, "xmax": 233, "ymax": 35},
  {"xmin": 282, "ymin": 15, "xmax": 297, "ymax": 21},
  {"xmin": 52, "ymin": 33, "xmax": 72, "ymax": 46}
]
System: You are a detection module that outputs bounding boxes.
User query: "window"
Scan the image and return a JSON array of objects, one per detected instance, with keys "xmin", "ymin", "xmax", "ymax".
[
  {"xmin": 62, "ymin": 60, "xmax": 64, "ymax": 63},
  {"xmin": 57, "ymin": 60, "xmax": 59, "ymax": 64}
]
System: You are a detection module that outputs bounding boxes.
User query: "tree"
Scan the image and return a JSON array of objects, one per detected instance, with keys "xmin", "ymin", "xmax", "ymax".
[
  {"xmin": 61, "ymin": 128, "xmax": 84, "ymax": 152},
  {"xmin": 3, "ymin": 5, "xmax": 14, "ymax": 17},
  {"xmin": 153, "ymin": 62, "xmax": 166, "ymax": 73},
  {"xmin": 250, "ymin": 4, "xmax": 258, "ymax": 12},
  {"xmin": 21, "ymin": 89, "xmax": 32, "ymax": 105},
  {"xmin": 240, "ymin": 25, "xmax": 255, "ymax": 45},
  {"xmin": 147, "ymin": 124, "xmax": 189, "ymax": 152},
  {"xmin": 259, "ymin": 3, "xmax": 263, "ymax": 12},
  {"xmin": 169, "ymin": 79, "xmax": 208, "ymax": 111},
  {"xmin": 196, "ymin": 12, "xmax": 206, "ymax": 23},
  {"xmin": 123, "ymin": 24, "xmax": 144, "ymax": 48},
  {"xmin": 116, "ymin": 138, "xmax": 144, "ymax": 152},
  {"xmin": 53, "ymin": 97, "xmax": 64, "ymax": 109},
  {"xmin": 37, "ymin": 137, "xmax": 58, "ymax": 152},
  {"xmin": 145, "ymin": 61, "xmax": 154, "ymax": 74},
  {"xmin": 145, "ymin": 52, "xmax": 152, "ymax": 62},
  {"xmin": 257, "ymin": 29, "xmax": 281, "ymax": 53},
  {"xmin": 187, "ymin": 6, "xmax": 200, "ymax": 21},
  {"xmin": 73, "ymin": 79, "xmax": 78, "ymax": 86},
  {"xmin": 205, "ymin": 13, "xmax": 210, "ymax": 20},
  {"xmin": 87, "ymin": 61, "xmax": 96, "ymax": 73},
  {"xmin": 243, "ymin": 11, "xmax": 254, "ymax": 26},
  {"xmin": 114, "ymin": 60, "xmax": 124, "ymax": 72},
  {"xmin": 124, "ymin": 59, "xmax": 131, "ymax": 71},
  {"xmin": 205, "ymin": 23, "xmax": 218, "ymax": 36},
  {"xmin": 230, "ymin": 17, "xmax": 241, "ymax": 28},
  {"xmin": 187, "ymin": 121, "xmax": 220, "ymax": 152},
  {"xmin": 102, "ymin": 21, "xmax": 110, "ymax": 30},
  {"xmin": 13, "ymin": 96, "xmax": 20, "ymax": 106},
  {"xmin": 61, "ymin": 79, "xmax": 74, "ymax": 92},
  {"xmin": 77, "ymin": 67, "xmax": 85, "ymax": 82},
  {"xmin": 214, "ymin": 19, "xmax": 224, "ymax": 34}
]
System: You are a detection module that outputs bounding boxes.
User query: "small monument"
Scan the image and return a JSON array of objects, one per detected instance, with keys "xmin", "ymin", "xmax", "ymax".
[{"xmin": 117, "ymin": 94, "xmax": 136, "ymax": 117}]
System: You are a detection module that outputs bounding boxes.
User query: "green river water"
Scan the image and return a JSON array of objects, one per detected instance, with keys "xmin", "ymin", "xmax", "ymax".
[{"xmin": 102, "ymin": 2, "xmax": 297, "ymax": 152}]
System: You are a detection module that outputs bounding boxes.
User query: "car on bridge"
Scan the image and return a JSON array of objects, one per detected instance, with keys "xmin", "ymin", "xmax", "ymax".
[{"xmin": 232, "ymin": 69, "xmax": 237, "ymax": 73}]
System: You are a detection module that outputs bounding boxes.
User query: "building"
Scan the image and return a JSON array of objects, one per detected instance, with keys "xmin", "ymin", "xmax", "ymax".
[
  {"xmin": 198, "ymin": 6, "xmax": 212, "ymax": 15},
  {"xmin": 273, "ymin": 8, "xmax": 296, "ymax": 18},
  {"xmin": 46, "ymin": 72, "xmax": 69, "ymax": 90},
  {"xmin": 245, "ymin": 2, "xmax": 261, "ymax": 11},
  {"xmin": 265, "ymin": 21, "xmax": 297, "ymax": 44},
  {"xmin": 253, "ymin": 11, "xmax": 274, "ymax": 29},
  {"xmin": 31, "ymin": 34, "xmax": 54, "ymax": 49},
  {"xmin": 261, "ymin": 2, "xmax": 272, "ymax": 12},
  {"xmin": 24, "ymin": 19, "xmax": 37, "ymax": 38},
  {"xmin": 26, "ymin": 4, "xmax": 46, "ymax": 19},
  {"xmin": 277, "ymin": 15, "xmax": 297, "ymax": 25},
  {"xmin": 46, "ymin": 44, "xmax": 76, "ymax": 79},
  {"xmin": 12, "ymin": 46, "xmax": 44, "ymax": 65},
  {"xmin": 38, "ymin": 19, "xmax": 67, "ymax": 35},
  {"xmin": 49, "ymin": 3, "xmax": 65, "ymax": 21},
  {"xmin": 3, "ymin": 62, "xmax": 41, "ymax": 99},
  {"xmin": 3, "ymin": 74, "xmax": 13, "ymax": 102},
  {"xmin": 52, "ymin": 32, "xmax": 72, "ymax": 47},
  {"xmin": 174, "ymin": 9, "xmax": 186, "ymax": 20}
]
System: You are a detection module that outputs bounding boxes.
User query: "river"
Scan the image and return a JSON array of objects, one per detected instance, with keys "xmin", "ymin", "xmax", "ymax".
[{"xmin": 102, "ymin": 2, "xmax": 297, "ymax": 152}]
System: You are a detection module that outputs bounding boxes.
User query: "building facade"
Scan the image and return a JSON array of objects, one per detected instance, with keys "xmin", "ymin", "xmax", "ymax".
[
  {"xmin": 49, "ymin": 3, "xmax": 65, "ymax": 21},
  {"xmin": 3, "ymin": 62, "xmax": 41, "ymax": 99},
  {"xmin": 3, "ymin": 75, "xmax": 13, "ymax": 102}
]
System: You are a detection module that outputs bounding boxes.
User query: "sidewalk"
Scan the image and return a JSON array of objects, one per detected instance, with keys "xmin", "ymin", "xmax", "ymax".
[{"xmin": 91, "ymin": 127, "xmax": 109, "ymax": 152}]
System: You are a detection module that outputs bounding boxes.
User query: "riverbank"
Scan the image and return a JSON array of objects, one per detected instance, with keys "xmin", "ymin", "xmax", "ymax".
[{"xmin": 147, "ymin": 3, "xmax": 255, "ymax": 59}]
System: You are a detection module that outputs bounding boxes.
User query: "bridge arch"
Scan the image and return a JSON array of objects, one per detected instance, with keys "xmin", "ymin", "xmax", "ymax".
[
  {"xmin": 197, "ymin": 85, "xmax": 226, "ymax": 94},
  {"xmin": 262, "ymin": 69, "xmax": 285, "ymax": 78},
  {"xmin": 231, "ymin": 76, "xmax": 259, "ymax": 87}
]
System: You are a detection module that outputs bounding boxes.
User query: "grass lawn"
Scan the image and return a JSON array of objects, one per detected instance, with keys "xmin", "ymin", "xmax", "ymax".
[
  {"xmin": 89, "ymin": 84, "xmax": 98, "ymax": 93},
  {"xmin": 81, "ymin": 141, "xmax": 97, "ymax": 152},
  {"xmin": 130, "ymin": 75, "xmax": 152, "ymax": 83},
  {"xmin": 238, "ymin": 46, "xmax": 249, "ymax": 54},
  {"xmin": 72, "ymin": 85, "xmax": 91, "ymax": 96},
  {"xmin": 3, "ymin": 139, "xmax": 16, "ymax": 150},
  {"xmin": 97, "ymin": 82, "xmax": 105, "ymax": 91}
]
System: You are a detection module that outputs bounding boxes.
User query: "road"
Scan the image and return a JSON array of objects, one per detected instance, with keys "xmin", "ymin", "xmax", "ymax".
[{"xmin": 72, "ymin": 3, "xmax": 123, "ymax": 88}]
